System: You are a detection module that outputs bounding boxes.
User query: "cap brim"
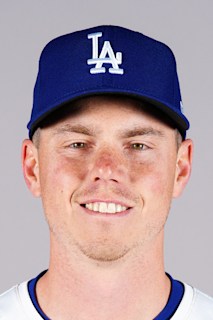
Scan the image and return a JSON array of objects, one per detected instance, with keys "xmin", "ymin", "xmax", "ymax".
[{"xmin": 28, "ymin": 90, "xmax": 189, "ymax": 139}]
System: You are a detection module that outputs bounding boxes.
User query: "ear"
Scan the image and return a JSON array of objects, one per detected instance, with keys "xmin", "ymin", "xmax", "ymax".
[
  {"xmin": 22, "ymin": 139, "xmax": 41, "ymax": 197},
  {"xmin": 173, "ymin": 139, "xmax": 193, "ymax": 198}
]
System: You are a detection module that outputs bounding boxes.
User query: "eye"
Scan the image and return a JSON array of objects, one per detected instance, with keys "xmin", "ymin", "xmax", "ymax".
[
  {"xmin": 131, "ymin": 143, "xmax": 147, "ymax": 150},
  {"xmin": 70, "ymin": 142, "xmax": 86, "ymax": 149}
]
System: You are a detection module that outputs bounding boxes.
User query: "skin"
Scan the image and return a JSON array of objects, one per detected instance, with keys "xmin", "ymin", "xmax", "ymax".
[{"xmin": 22, "ymin": 96, "xmax": 193, "ymax": 320}]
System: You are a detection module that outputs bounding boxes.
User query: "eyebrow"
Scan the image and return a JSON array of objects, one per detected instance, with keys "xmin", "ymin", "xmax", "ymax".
[
  {"xmin": 52, "ymin": 124, "xmax": 164, "ymax": 139},
  {"xmin": 52, "ymin": 124, "xmax": 99, "ymax": 136},
  {"xmin": 118, "ymin": 127, "xmax": 165, "ymax": 139}
]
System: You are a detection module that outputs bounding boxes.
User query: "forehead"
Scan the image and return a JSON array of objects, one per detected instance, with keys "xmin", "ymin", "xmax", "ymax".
[{"xmin": 39, "ymin": 95, "xmax": 176, "ymax": 131}]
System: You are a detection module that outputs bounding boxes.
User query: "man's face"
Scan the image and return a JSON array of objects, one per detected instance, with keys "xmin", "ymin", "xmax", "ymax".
[{"xmin": 23, "ymin": 96, "xmax": 192, "ymax": 262}]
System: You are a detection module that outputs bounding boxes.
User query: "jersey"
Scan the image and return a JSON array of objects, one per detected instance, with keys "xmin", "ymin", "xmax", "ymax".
[{"xmin": 0, "ymin": 280, "xmax": 213, "ymax": 319}]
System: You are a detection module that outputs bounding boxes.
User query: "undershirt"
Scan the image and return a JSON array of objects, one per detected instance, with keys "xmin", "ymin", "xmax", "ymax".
[{"xmin": 28, "ymin": 271, "xmax": 184, "ymax": 320}]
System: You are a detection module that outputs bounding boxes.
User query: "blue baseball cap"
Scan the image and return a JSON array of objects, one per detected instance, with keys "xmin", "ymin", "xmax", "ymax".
[{"xmin": 27, "ymin": 25, "xmax": 190, "ymax": 139}]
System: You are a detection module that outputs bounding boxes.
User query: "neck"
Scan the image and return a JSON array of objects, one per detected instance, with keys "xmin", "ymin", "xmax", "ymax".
[{"xmin": 37, "ymin": 232, "xmax": 170, "ymax": 320}]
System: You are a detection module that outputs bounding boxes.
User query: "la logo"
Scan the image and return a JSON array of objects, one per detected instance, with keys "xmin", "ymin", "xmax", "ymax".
[{"xmin": 87, "ymin": 32, "xmax": 124, "ymax": 75}]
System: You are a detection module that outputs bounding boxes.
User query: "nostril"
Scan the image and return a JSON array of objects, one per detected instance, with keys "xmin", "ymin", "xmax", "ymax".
[{"xmin": 94, "ymin": 177, "xmax": 118, "ymax": 183}]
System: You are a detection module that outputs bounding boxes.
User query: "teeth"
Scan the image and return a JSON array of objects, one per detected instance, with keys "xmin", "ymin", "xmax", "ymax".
[
  {"xmin": 99, "ymin": 202, "xmax": 107, "ymax": 213},
  {"xmin": 93, "ymin": 202, "xmax": 99, "ymax": 212},
  {"xmin": 85, "ymin": 202, "xmax": 128, "ymax": 214},
  {"xmin": 86, "ymin": 203, "xmax": 93, "ymax": 211},
  {"xmin": 108, "ymin": 203, "xmax": 116, "ymax": 213},
  {"xmin": 116, "ymin": 204, "xmax": 123, "ymax": 213}
]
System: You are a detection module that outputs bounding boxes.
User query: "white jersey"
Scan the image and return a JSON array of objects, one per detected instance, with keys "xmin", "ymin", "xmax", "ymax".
[{"xmin": 0, "ymin": 281, "xmax": 213, "ymax": 319}]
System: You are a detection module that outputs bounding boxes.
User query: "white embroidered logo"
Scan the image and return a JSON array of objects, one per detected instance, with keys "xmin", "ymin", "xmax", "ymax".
[{"xmin": 87, "ymin": 32, "xmax": 124, "ymax": 75}]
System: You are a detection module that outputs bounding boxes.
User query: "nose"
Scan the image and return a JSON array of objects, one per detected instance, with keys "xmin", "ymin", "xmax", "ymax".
[{"xmin": 88, "ymin": 147, "xmax": 127, "ymax": 184}]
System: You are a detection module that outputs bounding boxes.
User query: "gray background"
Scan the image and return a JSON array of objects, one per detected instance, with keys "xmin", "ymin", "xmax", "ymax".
[{"xmin": 1, "ymin": 0, "xmax": 213, "ymax": 295}]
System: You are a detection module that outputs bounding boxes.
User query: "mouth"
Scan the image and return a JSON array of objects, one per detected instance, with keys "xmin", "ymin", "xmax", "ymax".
[{"xmin": 80, "ymin": 202, "xmax": 131, "ymax": 214}]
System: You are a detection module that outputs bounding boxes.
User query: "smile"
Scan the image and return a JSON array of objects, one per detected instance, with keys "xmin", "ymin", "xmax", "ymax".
[{"xmin": 83, "ymin": 202, "xmax": 129, "ymax": 214}]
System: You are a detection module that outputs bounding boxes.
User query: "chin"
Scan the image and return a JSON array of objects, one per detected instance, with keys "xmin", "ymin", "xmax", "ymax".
[{"xmin": 76, "ymin": 240, "xmax": 131, "ymax": 263}]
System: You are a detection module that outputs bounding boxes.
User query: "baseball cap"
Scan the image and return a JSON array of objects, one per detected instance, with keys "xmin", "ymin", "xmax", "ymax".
[{"xmin": 27, "ymin": 25, "xmax": 190, "ymax": 139}]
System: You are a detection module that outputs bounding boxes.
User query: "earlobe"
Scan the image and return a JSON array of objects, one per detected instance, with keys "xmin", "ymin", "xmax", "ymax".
[
  {"xmin": 22, "ymin": 139, "xmax": 41, "ymax": 197},
  {"xmin": 173, "ymin": 139, "xmax": 193, "ymax": 198}
]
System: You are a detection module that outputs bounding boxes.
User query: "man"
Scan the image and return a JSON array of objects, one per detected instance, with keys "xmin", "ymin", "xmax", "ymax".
[{"xmin": 0, "ymin": 25, "xmax": 213, "ymax": 319}]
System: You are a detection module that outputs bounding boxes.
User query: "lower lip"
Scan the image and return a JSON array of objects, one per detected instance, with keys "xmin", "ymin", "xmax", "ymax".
[{"xmin": 80, "ymin": 205, "xmax": 132, "ymax": 218}]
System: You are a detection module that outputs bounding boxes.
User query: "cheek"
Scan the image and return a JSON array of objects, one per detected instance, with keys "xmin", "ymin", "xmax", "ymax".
[
  {"xmin": 39, "ymin": 155, "xmax": 89, "ymax": 197},
  {"xmin": 129, "ymin": 158, "xmax": 176, "ymax": 197},
  {"xmin": 54, "ymin": 157, "xmax": 88, "ymax": 183}
]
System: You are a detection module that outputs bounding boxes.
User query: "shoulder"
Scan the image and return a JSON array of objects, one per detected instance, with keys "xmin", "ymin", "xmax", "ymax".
[
  {"xmin": 172, "ymin": 283, "xmax": 213, "ymax": 319},
  {"xmin": 0, "ymin": 281, "xmax": 41, "ymax": 320},
  {"xmin": 191, "ymin": 287, "xmax": 213, "ymax": 318},
  {"xmin": 0, "ymin": 284, "xmax": 26, "ymax": 319}
]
